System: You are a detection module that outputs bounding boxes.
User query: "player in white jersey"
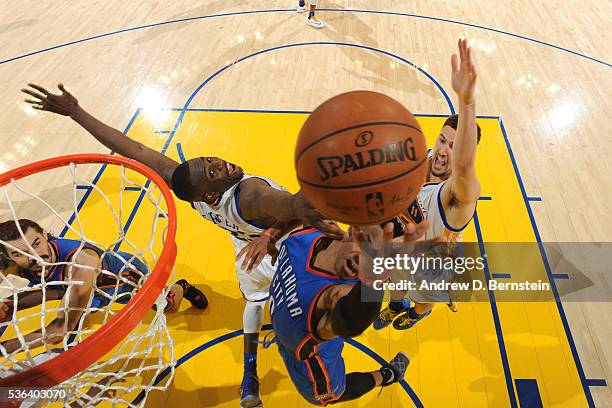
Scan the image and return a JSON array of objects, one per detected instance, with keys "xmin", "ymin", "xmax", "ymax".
[
  {"xmin": 373, "ymin": 38, "xmax": 483, "ymax": 331},
  {"xmin": 22, "ymin": 84, "xmax": 343, "ymax": 408}
]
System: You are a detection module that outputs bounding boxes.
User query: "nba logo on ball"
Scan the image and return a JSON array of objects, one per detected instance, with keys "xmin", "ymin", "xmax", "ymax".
[{"xmin": 295, "ymin": 91, "xmax": 428, "ymax": 225}]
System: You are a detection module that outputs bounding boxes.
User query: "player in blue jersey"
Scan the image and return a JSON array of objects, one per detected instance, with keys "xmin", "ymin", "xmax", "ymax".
[
  {"xmin": 0, "ymin": 219, "xmax": 207, "ymax": 354},
  {"xmin": 269, "ymin": 221, "xmax": 430, "ymax": 405},
  {"xmin": 22, "ymin": 82, "xmax": 343, "ymax": 408}
]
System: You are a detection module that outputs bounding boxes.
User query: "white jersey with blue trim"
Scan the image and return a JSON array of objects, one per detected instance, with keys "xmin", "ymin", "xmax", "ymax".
[
  {"xmin": 398, "ymin": 151, "xmax": 470, "ymax": 242},
  {"xmin": 191, "ymin": 174, "xmax": 287, "ymax": 242}
]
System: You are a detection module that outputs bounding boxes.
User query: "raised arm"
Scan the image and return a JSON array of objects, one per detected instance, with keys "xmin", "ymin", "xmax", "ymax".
[
  {"xmin": 1, "ymin": 249, "xmax": 98, "ymax": 353},
  {"xmin": 238, "ymin": 179, "xmax": 345, "ymax": 239},
  {"xmin": 22, "ymin": 83, "xmax": 179, "ymax": 187},
  {"xmin": 441, "ymin": 39, "xmax": 481, "ymax": 228}
]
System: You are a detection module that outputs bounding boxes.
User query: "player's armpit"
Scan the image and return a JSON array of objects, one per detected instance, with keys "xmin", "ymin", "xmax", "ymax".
[{"xmin": 440, "ymin": 180, "xmax": 480, "ymax": 230}]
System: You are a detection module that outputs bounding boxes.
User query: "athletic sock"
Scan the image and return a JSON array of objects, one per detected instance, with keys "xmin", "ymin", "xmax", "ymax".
[
  {"xmin": 244, "ymin": 352, "xmax": 258, "ymax": 375},
  {"xmin": 389, "ymin": 300, "xmax": 405, "ymax": 312},
  {"xmin": 299, "ymin": 0, "xmax": 305, "ymax": 6},
  {"xmin": 308, "ymin": 11, "xmax": 315, "ymax": 19}
]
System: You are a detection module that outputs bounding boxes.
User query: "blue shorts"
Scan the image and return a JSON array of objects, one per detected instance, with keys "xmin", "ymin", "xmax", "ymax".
[
  {"xmin": 90, "ymin": 251, "xmax": 149, "ymax": 309},
  {"xmin": 277, "ymin": 338, "xmax": 347, "ymax": 405}
]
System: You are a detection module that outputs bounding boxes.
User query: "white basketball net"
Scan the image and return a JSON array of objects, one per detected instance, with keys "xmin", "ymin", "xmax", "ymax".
[{"xmin": 0, "ymin": 160, "xmax": 175, "ymax": 407}]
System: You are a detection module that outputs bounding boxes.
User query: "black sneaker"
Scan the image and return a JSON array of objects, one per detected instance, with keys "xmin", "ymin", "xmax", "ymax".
[
  {"xmin": 381, "ymin": 352, "xmax": 410, "ymax": 386},
  {"xmin": 176, "ymin": 279, "xmax": 208, "ymax": 309}
]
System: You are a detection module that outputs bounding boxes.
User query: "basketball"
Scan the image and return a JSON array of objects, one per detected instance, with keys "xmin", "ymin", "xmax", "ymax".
[{"xmin": 295, "ymin": 91, "xmax": 428, "ymax": 225}]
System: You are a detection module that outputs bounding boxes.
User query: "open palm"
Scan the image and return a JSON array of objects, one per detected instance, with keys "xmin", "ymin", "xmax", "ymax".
[
  {"xmin": 451, "ymin": 38, "xmax": 477, "ymax": 104},
  {"xmin": 22, "ymin": 83, "xmax": 79, "ymax": 116}
]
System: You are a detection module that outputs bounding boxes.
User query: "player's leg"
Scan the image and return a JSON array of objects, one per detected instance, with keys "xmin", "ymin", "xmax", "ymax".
[
  {"xmin": 113, "ymin": 252, "xmax": 208, "ymax": 312},
  {"xmin": 234, "ymin": 237, "xmax": 275, "ymax": 407},
  {"xmin": 329, "ymin": 353, "xmax": 410, "ymax": 404},
  {"xmin": 393, "ymin": 299, "xmax": 434, "ymax": 330},
  {"xmin": 241, "ymin": 299, "xmax": 266, "ymax": 407},
  {"xmin": 303, "ymin": 0, "xmax": 324, "ymax": 29},
  {"xmin": 373, "ymin": 270, "xmax": 410, "ymax": 329}
]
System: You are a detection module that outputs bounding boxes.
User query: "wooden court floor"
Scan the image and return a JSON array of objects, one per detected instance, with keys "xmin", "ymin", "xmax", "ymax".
[{"xmin": 0, "ymin": 1, "xmax": 610, "ymax": 407}]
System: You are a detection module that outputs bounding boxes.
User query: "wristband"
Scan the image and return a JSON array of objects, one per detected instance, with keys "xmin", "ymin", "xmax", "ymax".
[{"xmin": 262, "ymin": 230, "xmax": 277, "ymax": 243}]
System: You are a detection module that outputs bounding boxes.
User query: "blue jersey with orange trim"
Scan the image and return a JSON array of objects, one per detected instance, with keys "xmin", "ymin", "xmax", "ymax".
[
  {"xmin": 22, "ymin": 237, "xmax": 149, "ymax": 309},
  {"xmin": 270, "ymin": 228, "xmax": 357, "ymax": 405}
]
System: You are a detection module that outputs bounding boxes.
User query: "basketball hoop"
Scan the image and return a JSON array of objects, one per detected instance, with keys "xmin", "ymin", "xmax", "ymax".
[{"xmin": 0, "ymin": 154, "xmax": 177, "ymax": 406}]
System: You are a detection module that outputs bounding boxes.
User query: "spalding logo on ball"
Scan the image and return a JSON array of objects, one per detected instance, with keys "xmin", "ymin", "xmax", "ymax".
[{"xmin": 295, "ymin": 91, "xmax": 428, "ymax": 225}]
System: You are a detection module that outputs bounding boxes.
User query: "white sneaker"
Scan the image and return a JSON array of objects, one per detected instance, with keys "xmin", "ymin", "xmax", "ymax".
[
  {"xmin": 306, "ymin": 16, "xmax": 325, "ymax": 28},
  {"xmin": 296, "ymin": 5, "xmax": 307, "ymax": 12}
]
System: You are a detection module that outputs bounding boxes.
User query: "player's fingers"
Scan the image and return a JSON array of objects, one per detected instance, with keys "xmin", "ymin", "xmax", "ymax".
[
  {"xmin": 270, "ymin": 250, "xmax": 279, "ymax": 266},
  {"xmin": 236, "ymin": 245, "xmax": 248, "ymax": 260},
  {"xmin": 58, "ymin": 83, "xmax": 69, "ymax": 94},
  {"xmin": 27, "ymin": 83, "xmax": 50, "ymax": 95},
  {"xmin": 317, "ymin": 220, "xmax": 344, "ymax": 239},
  {"xmin": 383, "ymin": 222, "xmax": 394, "ymax": 243},
  {"xmin": 239, "ymin": 247, "xmax": 254, "ymax": 269},
  {"xmin": 352, "ymin": 226, "xmax": 367, "ymax": 243},
  {"xmin": 451, "ymin": 53, "xmax": 459, "ymax": 73},
  {"xmin": 250, "ymin": 251, "xmax": 266, "ymax": 271},
  {"xmin": 22, "ymin": 88, "xmax": 46, "ymax": 101}
]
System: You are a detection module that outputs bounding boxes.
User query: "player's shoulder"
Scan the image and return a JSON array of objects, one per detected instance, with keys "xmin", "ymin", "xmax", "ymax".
[{"xmin": 285, "ymin": 227, "xmax": 323, "ymax": 246}]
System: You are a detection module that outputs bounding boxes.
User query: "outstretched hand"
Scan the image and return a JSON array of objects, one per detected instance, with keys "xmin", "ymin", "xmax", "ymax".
[
  {"xmin": 451, "ymin": 38, "xmax": 478, "ymax": 104},
  {"xmin": 236, "ymin": 235, "xmax": 278, "ymax": 271},
  {"xmin": 291, "ymin": 191, "xmax": 345, "ymax": 239},
  {"xmin": 22, "ymin": 83, "xmax": 80, "ymax": 116}
]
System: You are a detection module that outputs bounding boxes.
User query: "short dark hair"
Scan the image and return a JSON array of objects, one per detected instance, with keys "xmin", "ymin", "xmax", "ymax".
[
  {"xmin": 442, "ymin": 114, "xmax": 482, "ymax": 143},
  {"xmin": 171, "ymin": 161, "xmax": 194, "ymax": 202},
  {"xmin": 330, "ymin": 282, "xmax": 382, "ymax": 338},
  {"xmin": 0, "ymin": 219, "xmax": 44, "ymax": 256}
]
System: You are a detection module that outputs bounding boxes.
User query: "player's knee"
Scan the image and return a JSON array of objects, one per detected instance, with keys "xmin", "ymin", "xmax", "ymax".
[{"xmin": 243, "ymin": 300, "xmax": 266, "ymax": 333}]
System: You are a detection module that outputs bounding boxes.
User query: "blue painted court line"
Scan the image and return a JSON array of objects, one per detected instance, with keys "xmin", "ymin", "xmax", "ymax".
[
  {"xmin": 1, "ymin": 9, "xmax": 609, "ymax": 68},
  {"xmin": 479, "ymin": 196, "xmax": 492, "ymax": 200},
  {"xmin": 131, "ymin": 323, "xmax": 423, "ymax": 407},
  {"xmin": 176, "ymin": 143, "xmax": 186, "ymax": 164},
  {"xmin": 552, "ymin": 274, "xmax": 570, "ymax": 280},
  {"xmin": 473, "ymin": 211, "xmax": 518, "ymax": 407},
  {"xmin": 586, "ymin": 379, "xmax": 607, "ymax": 387},
  {"xmin": 492, "ymin": 273, "xmax": 512, "ymax": 279},
  {"xmin": 75, "ymin": 185, "xmax": 92, "ymax": 191},
  {"xmin": 124, "ymin": 186, "xmax": 142, "ymax": 191},
  {"xmin": 154, "ymin": 130, "xmax": 172, "ymax": 134},
  {"xmin": 60, "ymin": 108, "xmax": 141, "ymax": 238},
  {"xmin": 177, "ymin": 42, "xmax": 455, "ymax": 119},
  {"xmin": 499, "ymin": 117, "xmax": 594, "ymax": 406},
  {"xmin": 527, "ymin": 197, "xmax": 543, "ymax": 202},
  {"xmin": 515, "ymin": 379, "xmax": 544, "ymax": 408}
]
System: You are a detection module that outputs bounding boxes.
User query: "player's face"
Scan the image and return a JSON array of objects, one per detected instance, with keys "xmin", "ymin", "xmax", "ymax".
[
  {"xmin": 430, "ymin": 125, "xmax": 455, "ymax": 180},
  {"xmin": 4, "ymin": 227, "xmax": 53, "ymax": 276},
  {"xmin": 187, "ymin": 157, "xmax": 244, "ymax": 199},
  {"xmin": 333, "ymin": 229, "xmax": 361, "ymax": 279}
]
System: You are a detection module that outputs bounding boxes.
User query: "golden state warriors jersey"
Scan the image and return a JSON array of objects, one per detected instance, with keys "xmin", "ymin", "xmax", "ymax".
[{"xmin": 191, "ymin": 174, "xmax": 287, "ymax": 242}]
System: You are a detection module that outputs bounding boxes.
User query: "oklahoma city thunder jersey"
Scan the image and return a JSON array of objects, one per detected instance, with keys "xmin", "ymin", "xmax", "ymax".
[
  {"xmin": 24, "ymin": 237, "xmax": 148, "ymax": 289},
  {"xmin": 270, "ymin": 228, "xmax": 357, "ymax": 405},
  {"xmin": 191, "ymin": 174, "xmax": 286, "ymax": 242}
]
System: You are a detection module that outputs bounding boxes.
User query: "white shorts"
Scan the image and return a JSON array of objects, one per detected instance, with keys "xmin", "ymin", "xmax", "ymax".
[{"xmin": 232, "ymin": 236, "xmax": 278, "ymax": 302}]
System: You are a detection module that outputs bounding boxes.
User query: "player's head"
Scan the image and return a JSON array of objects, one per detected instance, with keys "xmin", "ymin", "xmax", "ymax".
[
  {"xmin": 171, "ymin": 156, "xmax": 244, "ymax": 202},
  {"xmin": 430, "ymin": 114, "xmax": 482, "ymax": 180},
  {"xmin": 0, "ymin": 219, "xmax": 53, "ymax": 276},
  {"xmin": 326, "ymin": 282, "xmax": 382, "ymax": 338}
]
